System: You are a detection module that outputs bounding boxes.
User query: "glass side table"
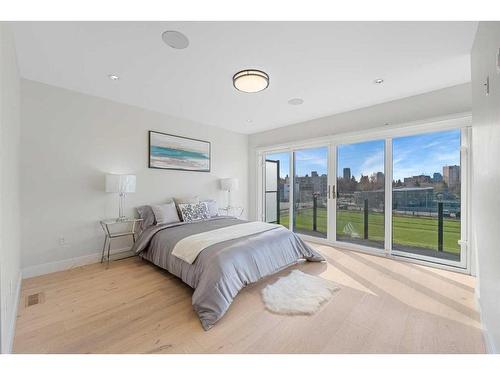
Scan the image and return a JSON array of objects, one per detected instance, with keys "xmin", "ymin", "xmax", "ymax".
[{"xmin": 99, "ymin": 218, "xmax": 143, "ymax": 264}]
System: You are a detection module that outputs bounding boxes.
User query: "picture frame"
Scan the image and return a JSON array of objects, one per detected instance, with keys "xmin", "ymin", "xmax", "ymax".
[{"xmin": 148, "ymin": 130, "xmax": 211, "ymax": 172}]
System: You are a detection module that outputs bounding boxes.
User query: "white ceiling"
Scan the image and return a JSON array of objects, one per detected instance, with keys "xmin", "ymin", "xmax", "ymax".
[{"xmin": 11, "ymin": 21, "xmax": 477, "ymax": 134}]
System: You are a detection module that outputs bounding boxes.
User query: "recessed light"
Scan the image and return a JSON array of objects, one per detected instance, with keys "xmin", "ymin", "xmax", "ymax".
[
  {"xmin": 233, "ymin": 69, "xmax": 269, "ymax": 93},
  {"xmin": 108, "ymin": 74, "xmax": 119, "ymax": 81},
  {"xmin": 162, "ymin": 30, "xmax": 189, "ymax": 49},
  {"xmin": 288, "ymin": 98, "xmax": 304, "ymax": 105},
  {"xmin": 374, "ymin": 78, "xmax": 384, "ymax": 84},
  {"xmin": 246, "ymin": 119, "xmax": 253, "ymax": 123}
]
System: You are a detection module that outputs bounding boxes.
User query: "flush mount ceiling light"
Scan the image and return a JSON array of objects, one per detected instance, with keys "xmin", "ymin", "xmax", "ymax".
[
  {"xmin": 233, "ymin": 69, "xmax": 269, "ymax": 93},
  {"xmin": 108, "ymin": 74, "xmax": 119, "ymax": 81},
  {"xmin": 374, "ymin": 78, "xmax": 384, "ymax": 84},
  {"xmin": 288, "ymin": 98, "xmax": 304, "ymax": 105},
  {"xmin": 162, "ymin": 30, "xmax": 189, "ymax": 49}
]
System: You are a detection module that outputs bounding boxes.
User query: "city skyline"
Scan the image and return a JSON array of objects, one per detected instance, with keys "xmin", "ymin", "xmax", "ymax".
[{"xmin": 266, "ymin": 129, "xmax": 460, "ymax": 182}]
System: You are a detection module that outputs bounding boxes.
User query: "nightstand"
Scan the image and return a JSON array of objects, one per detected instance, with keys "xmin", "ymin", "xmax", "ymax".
[
  {"xmin": 99, "ymin": 218, "xmax": 143, "ymax": 264},
  {"xmin": 218, "ymin": 206, "xmax": 244, "ymax": 218}
]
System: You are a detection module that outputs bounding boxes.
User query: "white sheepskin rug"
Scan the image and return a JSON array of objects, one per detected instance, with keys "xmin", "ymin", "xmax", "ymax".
[{"xmin": 262, "ymin": 269, "xmax": 340, "ymax": 315}]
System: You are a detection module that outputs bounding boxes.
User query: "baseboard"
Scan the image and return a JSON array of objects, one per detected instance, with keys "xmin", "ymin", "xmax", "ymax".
[
  {"xmin": 475, "ymin": 294, "xmax": 497, "ymax": 354},
  {"xmin": 21, "ymin": 247, "xmax": 133, "ymax": 279},
  {"xmin": 4, "ymin": 271, "xmax": 22, "ymax": 354}
]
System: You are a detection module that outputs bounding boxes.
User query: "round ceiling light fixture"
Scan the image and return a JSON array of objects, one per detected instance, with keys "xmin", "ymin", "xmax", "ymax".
[
  {"xmin": 233, "ymin": 69, "xmax": 269, "ymax": 93},
  {"xmin": 108, "ymin": 74, "xmax": 120, "ymax": 81},
  {"xmin": 374, "ymin": 78, "xmax": 384, "ymax": 84},
  {"xmin": 162, "ymin": 30, "xmax": 189, "ymax": 49},
  {"xmin": 288, "ymin": 98, "xmax": 304, "ymax": 105}
]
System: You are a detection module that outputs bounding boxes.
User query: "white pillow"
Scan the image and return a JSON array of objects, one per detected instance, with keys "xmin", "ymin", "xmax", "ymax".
[
  {"xmin": 202, "ymin": 199, "xmax": 219, "ymax": 217},
  {"xmin": 151, "ymin": 201, "xmax": 180, "ymax": 225},
  {"xmin": 178, "ymin": 202, "xmax": 210, "ymax": 223}
]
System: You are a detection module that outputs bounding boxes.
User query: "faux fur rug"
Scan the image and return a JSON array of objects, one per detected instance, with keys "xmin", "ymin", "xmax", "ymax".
[{"xmin": 262, "ymin": 270, "xmax": 340, "ymax": 315}]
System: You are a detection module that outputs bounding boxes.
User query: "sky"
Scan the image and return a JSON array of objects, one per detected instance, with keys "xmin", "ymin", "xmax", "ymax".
[
  {"xmin": 266, "ymin": 147, "xmax": 328, "ymax": 178},
  {"xmin": 391, "ymin": 129, "xmax": 461, "ymax": 181},
  {"xmin": 266, "ymin": 129, "xmax": 461, "ymax": 181}
]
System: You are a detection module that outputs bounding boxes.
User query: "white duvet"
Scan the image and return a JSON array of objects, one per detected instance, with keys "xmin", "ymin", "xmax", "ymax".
[{"xmin": 171, "ymin": 221, "xmax": 281, "ymax": 264}]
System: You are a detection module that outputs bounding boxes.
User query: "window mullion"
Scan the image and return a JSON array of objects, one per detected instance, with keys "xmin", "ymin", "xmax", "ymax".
[{"xmin": 384, "ymin": 138, "xmax": 393, "ymax": 254}]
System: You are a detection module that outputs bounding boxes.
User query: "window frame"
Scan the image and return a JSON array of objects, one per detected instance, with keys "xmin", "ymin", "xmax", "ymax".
[{"xmin": 256, "ymin": 114, "xmax": 472, "ymax": 274}]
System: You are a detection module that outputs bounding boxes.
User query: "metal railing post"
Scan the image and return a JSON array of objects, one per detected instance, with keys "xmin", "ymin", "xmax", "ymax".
[
  {"xmin": 364, "ymin": 199, "xmax": 369, "ymax": 240},
  {"xmin": 438, "ymin": 202, "xmax": 443, "ymax": 252},
  {"xmin": 313, "ymin": 194, "xmax": 318, "ymax": 232}
]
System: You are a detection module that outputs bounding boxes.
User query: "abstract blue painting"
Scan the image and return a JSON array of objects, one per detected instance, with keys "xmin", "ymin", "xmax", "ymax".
[{"xmin": 149, "ymin": 131, "xmax": 211, "ymax": 172}]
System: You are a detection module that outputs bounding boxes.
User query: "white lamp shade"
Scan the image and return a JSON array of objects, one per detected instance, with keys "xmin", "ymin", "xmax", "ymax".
[
  {"xmin": 105, "ymin": 174, "xmax": 136, "ymax": 193},
  {"xmin": 220, "ymin": 178, "xmax": 239, "ymax": 192}
]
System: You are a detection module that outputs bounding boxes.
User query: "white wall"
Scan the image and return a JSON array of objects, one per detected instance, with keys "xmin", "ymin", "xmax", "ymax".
[
  {"xmin": 20, "ymin": 80, "xmax": 248, "ymax": 274},
  {"xmin": 470, "ymin": 21, "xmax": 500, "ymax": 353},
  {"xmin": 0, "ymin": 23, "xmax": 22, "ymax": 353},
  {"xmin": 247, "ymin": 83, "xmax": 472, "ymax": 220}
]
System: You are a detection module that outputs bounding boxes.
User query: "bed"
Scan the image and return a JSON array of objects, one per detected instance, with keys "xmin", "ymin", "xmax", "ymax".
[{"xmin": 132, "ymin": 216, "xmax": 325, "ymax": 330}]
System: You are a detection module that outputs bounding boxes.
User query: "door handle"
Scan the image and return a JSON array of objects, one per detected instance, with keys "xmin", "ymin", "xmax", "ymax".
[
  {"xmin": 328, "ymin": 185, "xmax": 336, "ymax": 199},
  {"xmin": 332, "ymin": 184, "xmax": 336, "ymax": 199}
]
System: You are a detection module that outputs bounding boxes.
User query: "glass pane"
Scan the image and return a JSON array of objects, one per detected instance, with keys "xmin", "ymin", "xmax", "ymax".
[
  {"xmin": 293, "ymin": 147, "xmax": 328, "ymax": 238},
  {"xmin": 265, "ymin": 161, "xmax": 278, "ymax": 191},
  {"xmin": 392, "ymin": 129, "xmax": 461, "ymax": 262},
  {"xmin": 265, "ymin": 153, "xmax": 290, "ymax": 227},
  {"xmin": 265, "ymin": 192, "xmax": 277, "ymax": 222},
  {"xmin": 336, "ymin": 140, "xmax": 385, "ymax": 248}
]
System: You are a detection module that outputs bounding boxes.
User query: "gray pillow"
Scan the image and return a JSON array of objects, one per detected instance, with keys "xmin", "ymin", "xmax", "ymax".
[
  {"xmin": 137, "ymin": 205, "xmax": 156, "ymax": 228},
  {"xmin": 202, "ymin": 199, "xmax": 219, "ymax": 217},
  {"xmin": 174, "ymin": 196, "xmax": 199, "ymax": 206},
  {"xmin": 151, "ymin": 201, "xmax": 180, "ymax": 225}
]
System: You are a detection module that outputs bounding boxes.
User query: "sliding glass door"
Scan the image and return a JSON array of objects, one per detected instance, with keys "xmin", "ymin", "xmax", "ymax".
[
  {"xmin": 336, "ymin": 140, "xmax": 385, "ymax": 249},
  {"xmin": 391, "ymin": 129, "xmax": 463, "ymax": 264},
  {"xmin": 263, "ymin": 147, "xmax": 329, "ymax": 237},
  {"xmin": 293, "ymin": 147, "xmax": 329, "ymax": 238},
  {"xmin": 264, "ymin": 152, "xmax": 291, "ymax": 226},
  {"xmin": 260, "ymin": 124, "xmax": 468, "ymax": 269}
]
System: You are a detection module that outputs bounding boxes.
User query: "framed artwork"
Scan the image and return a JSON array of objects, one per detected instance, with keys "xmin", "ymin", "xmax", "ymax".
[{"xmin": 148, "ymin": 131, "xmax": 211, "ymax": 172}]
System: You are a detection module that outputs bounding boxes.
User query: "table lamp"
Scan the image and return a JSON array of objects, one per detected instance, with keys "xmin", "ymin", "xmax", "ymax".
[{"xmin": 105, "ymin": 174, "xmax": 136, "ymax": 221}]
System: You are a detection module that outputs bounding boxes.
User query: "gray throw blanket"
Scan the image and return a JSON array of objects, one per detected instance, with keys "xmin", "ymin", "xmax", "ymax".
[{"xmin": 132, "ymin": 217, "xmax": 325, "ymax": 330}]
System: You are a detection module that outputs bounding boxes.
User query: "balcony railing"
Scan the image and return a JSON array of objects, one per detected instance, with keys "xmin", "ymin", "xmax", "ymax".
[{"xmin": 275, "ymin": 196, "xmax": 459, "ymax": 258}]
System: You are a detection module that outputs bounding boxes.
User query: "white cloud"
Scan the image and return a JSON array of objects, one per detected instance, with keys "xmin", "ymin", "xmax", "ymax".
[{"xmin": 360, "ymin": 150, "xmax": 384, "ymax": 177}]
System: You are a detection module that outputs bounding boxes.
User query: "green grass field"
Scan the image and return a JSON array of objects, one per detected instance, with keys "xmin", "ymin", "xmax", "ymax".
[{"xmin": 278, "ymin": 208, "xmax": 460, "ymax": 254}]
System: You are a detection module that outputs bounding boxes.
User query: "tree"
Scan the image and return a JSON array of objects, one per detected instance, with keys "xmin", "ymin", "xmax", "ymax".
[{"xmin": 359, "ymin": 175, "xmax": 370, "ymax": 191}]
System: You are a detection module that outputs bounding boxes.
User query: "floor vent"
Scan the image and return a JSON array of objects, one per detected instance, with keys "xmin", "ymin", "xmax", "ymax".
[{"xmin": 26, "ymin": 292, "xmax": 44, "ymax": 307}]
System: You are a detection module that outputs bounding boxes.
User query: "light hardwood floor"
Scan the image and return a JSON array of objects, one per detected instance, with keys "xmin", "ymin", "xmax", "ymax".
[{"xmin": 13, "ymin": 244, "xmax": 485, "ymax": 353}]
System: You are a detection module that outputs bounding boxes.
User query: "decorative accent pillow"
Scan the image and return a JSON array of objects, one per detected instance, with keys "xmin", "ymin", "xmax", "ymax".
[
  {"xmin": 174, "ymin": 196, "xmax": 200, "ymax": 216},
  {"xmin": 178, "ymin": 202, "xmax": 210, "ymax": 223},
  {"xmin": 202, "ymin": 199, "xmax": 219, "ymax": 217},
  {"xmin": 151, "ymin": 201, "xmax": 181, "ymax": 225},
  {"xmin": 137, "ymin": 205, "xmax": 156, "ymax": 228}
]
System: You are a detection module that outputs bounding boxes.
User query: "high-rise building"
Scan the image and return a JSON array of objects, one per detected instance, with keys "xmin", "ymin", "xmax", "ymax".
[
  {"xmin": 443, "ymin": 165, "xmax": 460, "ymax": 191},
  {"xmin": 376, "ymin": 171, "xmax": 384, "ymax": 184},
  {"xmin": 343, "ymin": 167, "xmax": 351, "ymax": 180}
]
